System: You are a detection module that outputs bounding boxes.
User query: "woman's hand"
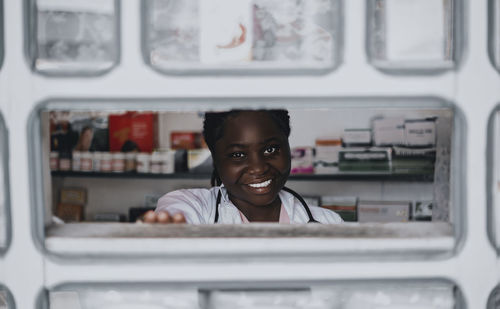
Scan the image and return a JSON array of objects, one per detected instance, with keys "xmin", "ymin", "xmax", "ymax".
[{"xmin": 140, "ymin": 210, "xmax": 187, "ymax": 224}]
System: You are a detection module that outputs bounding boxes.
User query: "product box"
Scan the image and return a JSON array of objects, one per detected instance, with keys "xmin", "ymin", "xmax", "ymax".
[
  {"xmin": 412, "ymin": 201, "xmax": 433, "ymax": 221},
  {"xmin": 357, "ymin": 200, "xmax": 410, "ymax": 222},
  {"xmin": 188, "ymin": 149, "xmax": 213, "ymax": 173},
  {"xmin": 170, "ymin": 131, "xmax": 203, "ymax": 150},
  {"xmin": 108, "ymin": 112, "xmax": 157, "ymax": 153},
  {"xmin": 60, "ymin": 187, "xmax": 87, "ymax": 206},
  {"xmin": 372, "ymin": 117, "xmax": 405, "ymax": 146},
  {"xmin": 320, "ymin": 196, "xmax": 358, "ymax": 222},
  {"xmin": 56, "ymin": 204, "xmax": 84, "ymax": 222},
  {"xmin": 342, "ymin": 129, "xmax": 372, "ymax": 146},
  {"xmin": 291, "ymin": 147, "xmax": 315, "ymax": 174},
  {"xmin": 314, "ymin": 139, "xmax": 342, "ymax": 174},
  {"xmin": 338, "ymin": 147, "xmax": 391, "ymax": 172},
  {"xmin": 404, "ymin": 118, "xmax": 436, "ymax": 147}
]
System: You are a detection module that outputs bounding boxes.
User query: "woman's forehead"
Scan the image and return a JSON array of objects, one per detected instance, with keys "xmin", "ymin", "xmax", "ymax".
[{"xmin": 218, "ymin": 111, "xmax": 286, "ymax": 144}]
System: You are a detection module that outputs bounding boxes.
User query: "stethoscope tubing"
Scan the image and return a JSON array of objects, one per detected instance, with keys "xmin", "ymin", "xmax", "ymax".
[{"xmin": 214, "ymin": 186, "xmax": 319, "ymax": 223}]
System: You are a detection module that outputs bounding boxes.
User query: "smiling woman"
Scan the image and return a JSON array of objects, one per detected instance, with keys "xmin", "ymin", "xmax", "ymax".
[{"xmin": 147, "ymin": 109, "xmax": 343, "ymax": 224}]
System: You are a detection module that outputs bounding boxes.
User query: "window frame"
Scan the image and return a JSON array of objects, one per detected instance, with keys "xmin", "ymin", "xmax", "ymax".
[
  {"xmin": 140, "ymin": 0, "xmax": 344, "ymax": 76},
  {"xmin": 28, "ymin": 96, "xmax": 466, "ymax": 261},
  {"xmin": 23, "ymin": 0, "xmax": 121, "ymax": 77},
  {"xmin": 0, "ymin": 112, "xmax": 11, "ymax": 255}
]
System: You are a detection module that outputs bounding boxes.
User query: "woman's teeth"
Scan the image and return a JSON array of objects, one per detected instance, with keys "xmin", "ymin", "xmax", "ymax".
[{"xmin": 248, "ymin": 179, "xmax": 272, "ymax": 188}]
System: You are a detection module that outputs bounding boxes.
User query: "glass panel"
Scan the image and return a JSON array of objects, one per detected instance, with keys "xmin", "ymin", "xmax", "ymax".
[
  {"xmin": 366, "ymin": 0, "xmax": 462, "ymax": 73},
  {"xmin": 27, "ymin": 0, "xmax": 119, "ymax": 75},
  {"xmin": 0, "ymin": 287, "xmax": 15, "ymax": 309},
  {"xmin": 143, "ymin": 0, "xmax": 342, "ymax": 74},
  {"xmin": 490, "ymin": 0, "xmax": 500, "ymax": 72},
  {"xmin": 489, "ymin": 284, "xmax": 500, "ymax": 308},
  {"xmin": 45, "ymin": 281, "xmax": 460, "ymax": 309},
  {"xmin": 0, "ymin": 114, "xmax": 9, "ymax": 252},
  {"xmin": 29, "ymin": 98, "xmax": 462, "ymax": 258}
]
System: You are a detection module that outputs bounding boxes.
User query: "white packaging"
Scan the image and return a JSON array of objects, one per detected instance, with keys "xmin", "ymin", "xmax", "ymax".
[
  {"xmin": 71, "ymin": 151, "xmax": 82, "ymax": 171},
  {"xmin": 136, "ymin": 153, "xmax": 151, "ymax": 173},
  {"xmin": 100, "ymin": 152, "xmax": 113, "ymax": 172},
  {"xmin": 342, "ymin": 129, "xmax": 371, "ymax": 145},
  {"xmin": 111, "ymin": 152, "xmax": 125, "ymax": 173},
  {"xmin": 404, "ymin": 119, "xmax": 436, "ymax": 146},
  {"xmin": 160, "ymin": 151, "xmax": 175, "ymax": 174},
  {"xmin": 150, "ymin": 152, "xmax": 162, "ymax": 174},
  {"xmin": 358, "ymin": 200, "xmax": 410, "ymax": 222},
  {"xmin": 372, "ymin": 117, "xmax": 406, "ymax": 146},
  {"xmin": 124, "ymin": 152, "xmax": 137, "ymax": 172},
  {"xmin": 80, "ymin": 151, "xmax": 93, "ymax": 172},
  {"xmin": 92, "ymin": 151, "xmax": 103, "ymax": 172},
  {"xmin": 49, "ymin": 151, "xmax": 59, "ymax": 171}
]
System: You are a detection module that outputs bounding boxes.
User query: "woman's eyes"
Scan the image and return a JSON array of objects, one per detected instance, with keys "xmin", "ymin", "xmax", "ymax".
[
  {"xmin": 264, "ymin": 145, "xmax": 280, "ymax": 155},
  {"xmin": 228, "ymin": 145, "xmax": 280, "ymax": 159}
]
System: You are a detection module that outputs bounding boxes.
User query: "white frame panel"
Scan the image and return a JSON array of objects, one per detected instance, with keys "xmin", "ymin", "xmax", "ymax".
[
  {"xmin": 0, "ymin": 112, "xmax": 11, "ymax": 255},
  {"xmin": 0, "ymin": 0, "xmax": 498, "ymax": 308}
]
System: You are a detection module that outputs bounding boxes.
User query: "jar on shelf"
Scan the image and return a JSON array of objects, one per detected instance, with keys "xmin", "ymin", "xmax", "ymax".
[
  {"xmin": 101, "ymin": 152, "xmax": 113, "ymax": 172},
  {"xmin": 71, "ymin": 151, "xmax": 82, "ymax": 171},
  {"xmin": 92, "ymin": 152, "xmax": 103, "ymax": 172},
  {"xmin": 150, "ymin": 152, "xmax": 162, "ymax": 174},
  {"xmin": 58, "ymin": 152, "xmax": 71, "ymax": 171},
  {"xmin": 49, "ymin": 151, "xmax": 59, "ymax": 171},
  {"xmin": 136, "ymin": 152, "xmax": 151, "ymax": 173},
  {"xmin": 125, "ymin": 152, "xmax": 136, "ymax": 172},
  {"xmin": 112, "ymin": 153, "xmax": 125, "ymax": 173},
  {"xmin": 80, "ymin": 152, "xmax": 93, "ymax": 172},
  {"xmin": 160, "ymin": 151, "xmax": 175, "ymax": 174}
]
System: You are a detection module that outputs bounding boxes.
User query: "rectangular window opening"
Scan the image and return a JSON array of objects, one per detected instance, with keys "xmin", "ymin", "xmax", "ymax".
[{"xmin": 30, "ymin": 98, "xmax": 463, "ymax": 259}]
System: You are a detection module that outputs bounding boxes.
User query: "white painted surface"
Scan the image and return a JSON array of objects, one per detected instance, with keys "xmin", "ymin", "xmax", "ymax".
[{"xmin": 0, "ymin": 0, "xmax": 498, "ymax": 309}]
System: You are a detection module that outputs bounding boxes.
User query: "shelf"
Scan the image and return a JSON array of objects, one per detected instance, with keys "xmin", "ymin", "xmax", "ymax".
[{"xmin": 51, "ymin": 170, "xmax": 434, "ymax": 182}]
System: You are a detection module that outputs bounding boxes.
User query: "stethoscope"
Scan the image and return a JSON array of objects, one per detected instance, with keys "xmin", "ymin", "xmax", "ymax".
[{"xmin": 214, "ymin": 186, "xmax": 319, "ymax": 223}]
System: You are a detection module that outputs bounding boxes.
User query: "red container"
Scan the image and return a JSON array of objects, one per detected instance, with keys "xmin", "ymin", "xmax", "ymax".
[{"xmin": 108, "ymin": 112, "xmax": 157, "ymax": 153}]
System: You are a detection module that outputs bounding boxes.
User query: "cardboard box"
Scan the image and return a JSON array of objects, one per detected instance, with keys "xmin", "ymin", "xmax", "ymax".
[
  {"xmin": 404, "ymin": 119, "xmax": 436, "ymax": 147},
  {"xmin": 170, "ymin": 131, "xmax": 203, "ymax": 150},
  {"xmin": 342, "ymin": 129, "xmax": 372, "ymax": 146},
  {"xmin": 60, "ymin": 187, "xmax": 87, "ymax": 205},
  {"xmin": 372, "ymin": 117, "xmax": 405, "ymax": 146},
  {"xmin": 358, "ymin": 200, "xmax": 410, "ymax": 222},
  {"xmin": 56, "ymin": 204, "xmax": 84, "ymax": 222},
  {"xmin": 321, "ymin": 196, "xmax": 358, "ymax": 222},
  {"xmin": 291, "ymin": 147, "xmax": 314, "ymax": 174},
  {"xmin": 314, "ymin": 138, "xmax": 342, "ymax": 174},
  {"xmin": 108, "ymin": 112, "xmax": 157, "ymax": 153}
]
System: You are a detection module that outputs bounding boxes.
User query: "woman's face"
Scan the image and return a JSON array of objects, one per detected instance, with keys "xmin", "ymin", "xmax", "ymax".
[{"xmin": 213, "ymin": 111, "xmax": 291, "ymax": 209}]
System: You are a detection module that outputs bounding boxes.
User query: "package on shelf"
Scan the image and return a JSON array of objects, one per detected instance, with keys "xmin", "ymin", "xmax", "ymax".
[
  {"xmin": 302, "ymin": 195, "xmax": 321, "ymax": 207},
  {"xmin": 404, "ymin": 118, "xmax": 436, "ymax": 147},
  {"xmin": 338, "ymin": 147, "xmax": 392, "ymax": 172},
  {"xmin": 55, "ymin": 203, "xmax": 84, "ymax": 223},
  {"xmin": 391, "ymin": 146, "xmax": 436, "ymax": 174},
  {"xmin": 358, "ymin": 200, "xmax": 411, "ymax": 222},
  {"xmin": 291, "ymin": 147, "xmax": 315, "ymax": 174},
  {"xmin": 170, "ymin": 131, "xmax": 204, "ymax": 150},
  {"xmin": 321, "ymin": 196, "xmax": 358, "ymax": 222},
  {"xmin": 412, "ymin": 200, "xmax": 433, "ymax": 221},
  {"xmin": 151, "ymin": 150, "xmax": 177, "ymax": 174},
  {"xmin": 188, "ymin": 149, "xmax": 213, "ymax": 174},
  {"xmin": 136, "ymin": 152, "xmax": 152, "ymax": 173},
  {"xmin": 108, "ymin": 111, "xmax": 158, "ymax": 153},
  {"xmin": 342, "ymin": 129, "xmax": 372, "ymax": 147},
  {"xmin": 314, "ymin": 138, "xmax": 342, "ymax": 174},
  {"xmin": 372, "ymin": 116, "xmax": 406, "ymax": 146},
  {"xmin": 34, "ymin": 0, "xmax": 117, "ymax": 71},
  {"xmin": 60, "ymin": 187, "xmax": 87, "ymax": 205}
]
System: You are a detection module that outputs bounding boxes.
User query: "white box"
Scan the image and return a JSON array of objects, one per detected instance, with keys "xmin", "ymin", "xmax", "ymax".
[{"xmin": 405, "ymin": 119, "xmax": 436, "ymax": 146}]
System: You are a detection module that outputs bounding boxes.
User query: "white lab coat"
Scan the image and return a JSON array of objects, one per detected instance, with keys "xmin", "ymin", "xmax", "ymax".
[{"xmin": 156, "ymin": 186, "xmax": 344, "ymax": 224}]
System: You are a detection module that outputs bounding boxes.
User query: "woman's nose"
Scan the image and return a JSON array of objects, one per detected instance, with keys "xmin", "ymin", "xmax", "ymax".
[{"xmin": 247, "ymin": 153, "xmax": 268, "ymax": 174}]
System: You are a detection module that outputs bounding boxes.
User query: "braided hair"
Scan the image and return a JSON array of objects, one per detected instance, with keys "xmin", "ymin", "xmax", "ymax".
[{"xmin": 203, "ymin": 109, "xmax": 291, "ymax": 186}]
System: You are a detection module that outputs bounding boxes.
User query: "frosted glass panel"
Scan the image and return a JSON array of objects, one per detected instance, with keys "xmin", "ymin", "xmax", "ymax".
[
  {"xmin": 47, "ymin": 282, "xmax": 458, "ymax": 309},
  {"xmin": 28, "ymin": 0, "xmax": 119, "ymax": 75},
  {"xmin": 490, "ymin": 0, "xmax": 500, "ymax": 72},
  {"xmin": 367, "ymin": 0, "xmax": 460, "ymax": 72},
  {"xmin": 49, "ymin": 288, "xmax": 200, "ymax": 309},
  {"xmin": 143, "ymin": 0, "xmax": 342, "ymax": 74}
]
